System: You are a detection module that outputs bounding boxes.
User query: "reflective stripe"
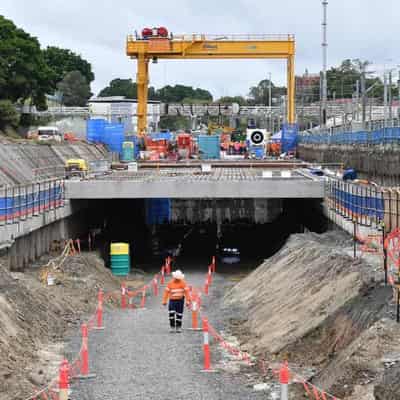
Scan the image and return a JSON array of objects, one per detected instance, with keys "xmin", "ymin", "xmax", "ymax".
[{"xmin": 203, "ymin": 332, "xmax": 209, "ymax": 344}]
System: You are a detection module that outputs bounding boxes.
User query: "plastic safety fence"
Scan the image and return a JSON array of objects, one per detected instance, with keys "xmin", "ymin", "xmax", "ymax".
[
  {"xmin": 0, "ymin": 180, "xmax": 64, "ymax": 224},
  {"xmin": 198, "ymin": 265, "xmax": 341, "ymax": 400},
  {"xmin": 299, "ymin": 127, "xmax": 400, "ymax": 145},
  {"xmin": 326, "ymin": 180, "xmax": 384, "ymax": 226},
  {"xmin": 281, "ymin": 123, "xmax": 298, "ymax": 153}
]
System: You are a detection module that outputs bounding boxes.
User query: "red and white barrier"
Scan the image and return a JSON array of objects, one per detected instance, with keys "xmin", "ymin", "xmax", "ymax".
[
  {"xmin": 279, "ymin": 362, "xmax": 290, "ymax": 400},
  {"xmin": 152, "ymin": 276, "xmax": 159, "ymax": 296},
  {"xmin": 94, "ymin": 289, "xmax": 104, "ymax": 330},
  {"xmin": 121, "ymin": 283, "xmax": 127, "ymax": 309},
  {"xmin": 161, "ymin": 266, "xmax": 165, "ymax": 285},
  {"xmin": 58, "ymin": 359, "xmax": 70, "ymax": 400},
  {"xmin": 140, "ymin": 286, "xmax": 147, "ymax": 308},
  {"xmin": 201, "ymin": 318, "xmax": 215, "ymax": 372},
  {"xmin": 77, "ymin": 323, "xmax": 96, "ymax": 379}
]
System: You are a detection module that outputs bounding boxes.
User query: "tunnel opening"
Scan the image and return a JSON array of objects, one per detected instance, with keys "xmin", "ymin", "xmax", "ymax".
[{"xmin": 80, "ymin": 197, "xmax": 328, "ymax": 273}]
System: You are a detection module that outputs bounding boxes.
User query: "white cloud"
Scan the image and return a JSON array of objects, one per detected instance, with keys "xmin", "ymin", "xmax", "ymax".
[{"xmin": 1, "ymin": 0, "xmax": 399, "ymax": 98}]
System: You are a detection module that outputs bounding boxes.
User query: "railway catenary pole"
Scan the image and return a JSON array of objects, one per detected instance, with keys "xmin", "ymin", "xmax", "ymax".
[{"xmin": 321, "ymin": 0, "xmax": 328, "ymax": 127}]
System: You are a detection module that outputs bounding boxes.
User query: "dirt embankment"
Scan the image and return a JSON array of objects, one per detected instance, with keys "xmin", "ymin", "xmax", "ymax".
[
  {"xmin": 0, "ymin": 252, "xmax": 122, "ymax": 400},
  {"xmin": 225, "ymin": 232, "xmax": 400, "ymax": 399}
]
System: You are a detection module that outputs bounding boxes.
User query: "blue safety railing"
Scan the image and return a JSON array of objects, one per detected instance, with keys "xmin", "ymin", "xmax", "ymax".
[
  {"xmin": 0, "ymin": 179, "xmax": 64, "ymax": 225},
  {"xmin": 326, "ymin": 179, "xmax": 385, "ymax": 227},
  {"xmin": 299, "ymin": 127, "xmax": 400, "ymax": 146}
]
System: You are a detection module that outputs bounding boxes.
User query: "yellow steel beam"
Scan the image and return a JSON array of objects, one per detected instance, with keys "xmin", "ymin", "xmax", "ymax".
[{"xmin": 127, "ymin": 35, "xmax": 296, "ymax": 133}]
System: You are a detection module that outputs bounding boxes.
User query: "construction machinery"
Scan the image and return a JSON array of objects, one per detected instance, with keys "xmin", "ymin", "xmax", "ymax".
[
  {"xmin": 65, "ymin": 159, "xmax": 88, "ymax": 179},
  {"xmin": 126, "ymin": 30, "xmax": 296, "ymax": 135}
]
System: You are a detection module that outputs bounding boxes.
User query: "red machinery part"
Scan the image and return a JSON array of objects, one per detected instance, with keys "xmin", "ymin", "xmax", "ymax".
[
  {"xmin": 157, "ymin": 27, "xmax": 169, "ymax": 37},
  {"xmin": 142, "ymin": 27, "xmax": 152, "ymax": 38}
]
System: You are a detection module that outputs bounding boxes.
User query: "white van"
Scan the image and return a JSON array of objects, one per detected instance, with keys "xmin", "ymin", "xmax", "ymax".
[{"xmin": 37, "ymin": 126, "xmax": 62, "ymax": 142}]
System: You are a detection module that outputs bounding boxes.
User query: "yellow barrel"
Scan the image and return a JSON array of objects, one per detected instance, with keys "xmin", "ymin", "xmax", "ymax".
[
  {"xmin": 110, "ymin": 243, "xmax": 130, "ymax": 276},
  {"xmin": 110, "ymin": 243, "xmax": 129, "ymax": 255}
]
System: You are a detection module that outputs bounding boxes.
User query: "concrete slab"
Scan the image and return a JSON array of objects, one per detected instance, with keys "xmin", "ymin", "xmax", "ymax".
[{"xmin": 65, "ymin": 178, "xmax": 324, "ymax": 199}]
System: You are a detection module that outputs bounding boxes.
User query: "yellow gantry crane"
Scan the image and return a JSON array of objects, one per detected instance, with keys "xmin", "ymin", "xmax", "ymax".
[{"xmin": 126, "ymin": 31, "xmax": 296, "ymax": 134}]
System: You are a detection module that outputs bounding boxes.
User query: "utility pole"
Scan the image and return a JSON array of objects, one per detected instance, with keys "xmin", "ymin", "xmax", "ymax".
[
  {"xmin": 384, "ymin": 72, "xmax": 388, "ymax": 128},
  {"xmin": 321, "ymin": 0, "xmax": 328, "ymax": 127},
  {"xmin": 269, "ymin": 72, "xmax": 272, "ymax": 132},
  {"xmin": 361, "ymin": 65, "xmax": 367, "ymax": 128},
  {"xmin": 389, "ymin": 70, "xmax": 393, "ymax": 123},
  {"xmin": 398, "ymin": 70, "xmax": 400, "ymax": 121}
]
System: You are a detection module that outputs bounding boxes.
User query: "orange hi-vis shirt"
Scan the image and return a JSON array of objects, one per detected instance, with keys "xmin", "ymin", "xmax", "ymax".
[{"xmin": 162, "ymin": 279, "xmax": 191, "ymax": 304}]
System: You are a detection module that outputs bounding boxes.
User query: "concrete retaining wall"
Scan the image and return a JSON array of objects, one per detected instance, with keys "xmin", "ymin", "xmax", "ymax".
[
  {"xmin": 0, "ymin": 142, "xmax": 107, "ymax": 185},
  {"xmin": 298, "ymin": 144, "xmax": 400, "ymax": 186}
]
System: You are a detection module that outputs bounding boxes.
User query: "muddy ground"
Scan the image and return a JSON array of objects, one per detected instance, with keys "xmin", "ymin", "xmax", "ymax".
[
  {"xmin": 0, "ymin": 251, "xmax": 130, "ymax": 400},
  {"xmin": 225, "ymin": 231, "xmax": 400, "ymax": 399}
]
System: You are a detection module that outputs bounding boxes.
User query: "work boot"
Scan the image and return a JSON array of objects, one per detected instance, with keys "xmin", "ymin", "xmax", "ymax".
[
  {"xmin": 170, "ymin": 328, "xmax": 176, "ymax": 333},
  {"xmin": 175, "ymin": 327, "xmax": 182, "ymax": 333}
]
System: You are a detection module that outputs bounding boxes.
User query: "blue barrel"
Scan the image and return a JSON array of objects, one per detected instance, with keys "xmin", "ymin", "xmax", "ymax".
[
  {"xmin": 198, "ymin": 135, "xmax": 220, "ymax": 159},
  {"xmin": 125, "ymin": 135, "xmax": 141, "ymax": 159},
  {"xmin": 104, "ymin": 124, "xmax": 124, "ymax": 153},
  {"xmin": 87, "ymin": 119, "xmax": 106, "ymax": 143},
  {"xmin": 121, "ymin": 141, "xmax": 135, "ymax": 162},
  {"xmin": 250, "ymin": 146, "xmax": 265, "ymax": 159}
]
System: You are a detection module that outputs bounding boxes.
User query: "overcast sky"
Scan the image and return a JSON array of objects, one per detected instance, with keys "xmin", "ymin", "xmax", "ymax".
[{"xmin": 1, "ymin": 0, "xmax": 399, "ymax": 99}]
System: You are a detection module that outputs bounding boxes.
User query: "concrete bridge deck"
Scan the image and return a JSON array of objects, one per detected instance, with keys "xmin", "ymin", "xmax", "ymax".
[{"xmin": 65, "ymin": 167, "xmax": 324, "ymax": 199}]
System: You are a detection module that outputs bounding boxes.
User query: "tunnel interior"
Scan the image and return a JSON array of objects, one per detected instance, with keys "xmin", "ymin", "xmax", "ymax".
[{"xmin": 81, "ymin": 197, "xmax": 328, "ymax": 272}]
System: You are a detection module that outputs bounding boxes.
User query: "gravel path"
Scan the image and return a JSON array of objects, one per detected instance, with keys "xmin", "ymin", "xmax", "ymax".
[{"xmin": 68, "ymin": 271, "xmax": 267, "ymax": 400}]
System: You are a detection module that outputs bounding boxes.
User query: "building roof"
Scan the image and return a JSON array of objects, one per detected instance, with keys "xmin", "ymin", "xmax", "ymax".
[{"xmin": 89, "ymin": 96, "xmax": 160, "ymax": 104}]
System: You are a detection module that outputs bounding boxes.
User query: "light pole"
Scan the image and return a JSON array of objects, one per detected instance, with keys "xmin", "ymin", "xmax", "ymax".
[
  {"xmin": 268, "ymin": 72, "xmax": 272, "ymax": 132},
  {"xmin": 321, "ymin": 0, "xmax": 328, "ymax": 127}
]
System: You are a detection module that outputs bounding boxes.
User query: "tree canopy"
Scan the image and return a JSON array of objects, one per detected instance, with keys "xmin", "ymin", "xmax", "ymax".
[
  {"xmin": 43, "ymin": 46, "xmax": 94, "ymax": 86},
  {"xmin": 0, "ymin": 15, "xmax": 55, "ymax": 109},
  {"xmin": 57, "ymin": 71, "xmax": 92, "ymax": 106},
  {"xmin": 215, "ymin": 96, "xmax": 247, "ymax": 105},
  {"xmin": 99, "ymin": 80, "xmax": 213, "ymax": 103},
  {"xmin": 248, "ymin": 79, "xmax": 286, "ymax": 105},
  {"xmin": 327, "ymin": 59, "xmax": 388, "ymax": 100}
]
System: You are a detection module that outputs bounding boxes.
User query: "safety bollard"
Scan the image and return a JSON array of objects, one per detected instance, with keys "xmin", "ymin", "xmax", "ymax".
[
  {"xmin": 121, "ymin": 283, "xmax": 127, "ymax": 309},
  {"xmin": 94, "ymin": 289, "xmax": 104, "ymax": 330},
  {"xmin": 153, "ymin": 277, "xmax": 158, "ymax": 296},
  {"xmin": 279, "ymin": 361, "xmax": 290, "ymax": 400},
  {"xmin": 161, "ymin": 266, "xmax": 165, "ymax": 285},
  {"xmin": 204, "ymin": 279, "xmax": 209, "ymax": 295},
  {"xmin": 208, "ymin": 267, "xmax": 212, "ymax": 284},
  {"xmin": 77, "ymin": 324, "xmax": 96, "ymax": 379},
  {"xmin": 140, "ymin": 286, "xmax": 147, "ymax": 308},
  {"xmin": 212, "ymin": 256, "xmax": 216, "ymax": 272},
  {"xmin": 190, "ymin": 300, "xmax": 200, "ymax": 330},
  {"xmin": 58, "ymin": 359, "xmax": 70, "ymax": 400},
  {"xmin": 88, "ymin": 233, "xmax": 92, "ymax": 252},
  {"xmin": 201, "ymin": 318, "xmax": 216, "ymax": 372},
  {"xmin": 75, "ymin": 239, "xmax": 81, "ymax": 254}
]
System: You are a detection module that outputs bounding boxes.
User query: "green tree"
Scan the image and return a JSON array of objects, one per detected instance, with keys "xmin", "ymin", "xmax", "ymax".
[
  {"xmin": 0, "ymin": 100, "xmax": 19, "ymax": 130},
  {"xmin": 156, "ymin": 85, "xmax": 212, "ymax": 103},
  {"xmin": 57, "ymin": 71, "xmax": 91, "ymax": 106},
  {"xmin": 0, "ymin": 15, "xmax": 54, "ymax": 109},
  {"xmin": 43, "ymin": 46, "xmax": 94, "ymax": 86},
  {"xmin": 215, "ymin": 96, "xmax": 247, "ymax": 105},
  {"xmin": 248, "ymin": 79, "xmax": 286, "ymax": 105},
  {"xmin": 98, "ymin": 78, "xmax": 158, "ymax": 100},
  {"xmin": 326, "ymin": 59, "xmax": 389, "ymax": 101}
]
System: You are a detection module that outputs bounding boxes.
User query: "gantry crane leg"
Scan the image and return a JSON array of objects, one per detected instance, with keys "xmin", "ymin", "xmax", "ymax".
[
  {"xmin": 136, "ymin": 55, "xmax": 149, "ymax": 134},
  {"xmin": 287, "ymin": 54, "xmax": 295, "ymax": 124}
]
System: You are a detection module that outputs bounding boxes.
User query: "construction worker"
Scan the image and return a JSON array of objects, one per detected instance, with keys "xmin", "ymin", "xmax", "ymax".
[{"xmin": 162, "ymin": 270, "xmax": 191, "ymax": 333}]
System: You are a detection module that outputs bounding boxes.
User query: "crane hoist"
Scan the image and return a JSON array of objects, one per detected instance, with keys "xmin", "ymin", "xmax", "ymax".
[{"xmin": 126, "ymin": 28, "xmax": 296, "ymax": 135}]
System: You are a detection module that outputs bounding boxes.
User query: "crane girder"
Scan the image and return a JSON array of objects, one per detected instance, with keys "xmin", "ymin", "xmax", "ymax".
[{"xmin": 126, "ymin": 34, "xmax": 296, "ymax": 134}]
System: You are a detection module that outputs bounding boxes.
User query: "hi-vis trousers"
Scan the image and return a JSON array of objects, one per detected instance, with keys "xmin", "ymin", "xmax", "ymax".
[{"xmin": 168, "ymin": 298, "xmax": 185, "ymax": 328}]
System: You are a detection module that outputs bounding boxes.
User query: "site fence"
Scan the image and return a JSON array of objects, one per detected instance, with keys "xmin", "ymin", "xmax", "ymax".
[
  {"xmin": 299, "ymin": 119, "xmax": 400, "ymax": 146},
  {"xmin": 0, "ymin": 178, "xmax": 65, "ymax": 225},
  {"xmin": 326, "ymin": 179, "xmax": 400, "ymax": 232}
]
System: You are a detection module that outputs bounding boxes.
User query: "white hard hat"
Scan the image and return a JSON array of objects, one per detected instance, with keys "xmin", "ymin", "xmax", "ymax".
[{"xmin": 172, "ymin": 270, "xmax": 185, "ymax": 280}]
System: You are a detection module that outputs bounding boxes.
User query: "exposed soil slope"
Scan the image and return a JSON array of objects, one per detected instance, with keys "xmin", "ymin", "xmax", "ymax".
[
  {"xmin": 225, "ymin": 232, "xmax": 398, "ymax": 399},
  {"xmin": 0, "ymin": 253, "xmax": 122, "ymax": 400}
]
